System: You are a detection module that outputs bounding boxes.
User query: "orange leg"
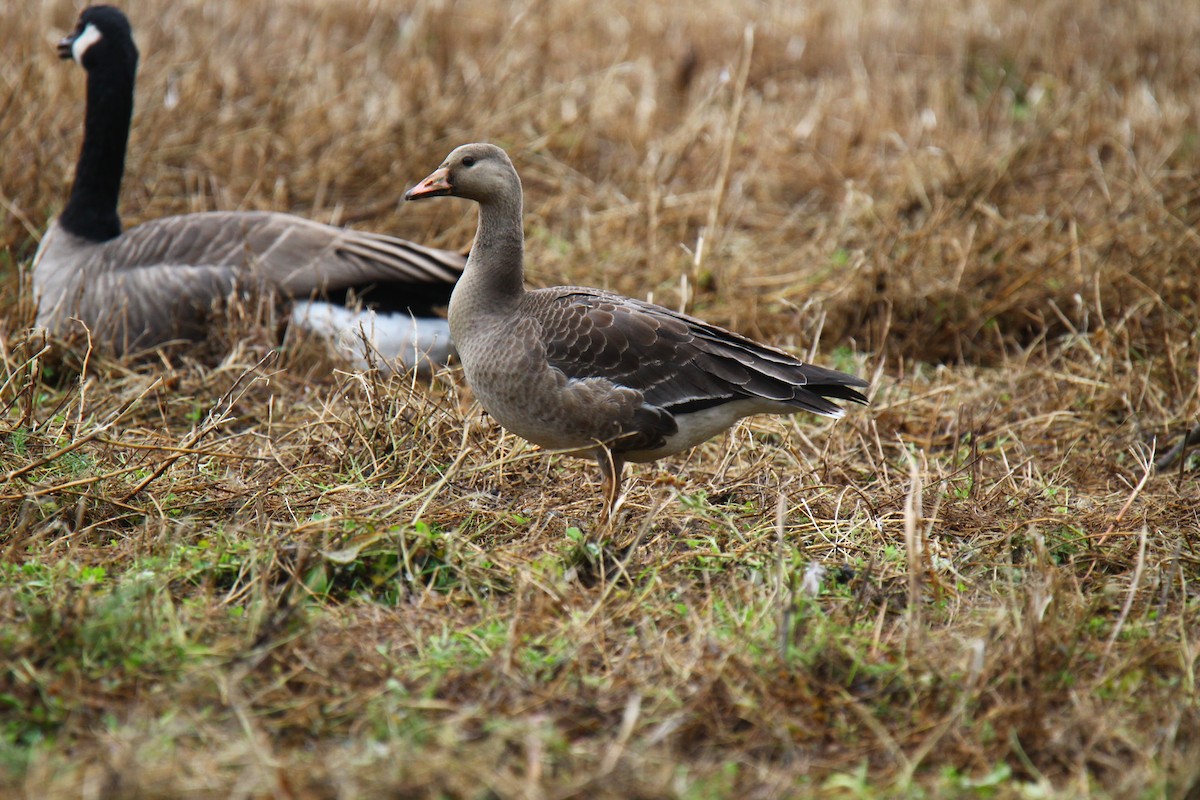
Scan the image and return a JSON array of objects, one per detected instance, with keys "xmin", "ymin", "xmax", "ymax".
[{"xmin": 596, "ymin": 449, "xmax": 626, "ymax": 526}]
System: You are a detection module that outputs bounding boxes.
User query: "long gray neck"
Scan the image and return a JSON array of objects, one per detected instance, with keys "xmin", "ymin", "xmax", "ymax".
[{"xmin": 462, "ymin": 189, "xmax": 526, "ymax": 304}]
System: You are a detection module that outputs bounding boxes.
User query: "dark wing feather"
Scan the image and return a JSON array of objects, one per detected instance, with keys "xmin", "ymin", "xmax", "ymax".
[
  {"xmin": 533, "ymin": 287, "xmax": 868, "ymax": 416},
  {"xmin": 112, "ymin": 211, "xmax": 464, "ymax": 298}
]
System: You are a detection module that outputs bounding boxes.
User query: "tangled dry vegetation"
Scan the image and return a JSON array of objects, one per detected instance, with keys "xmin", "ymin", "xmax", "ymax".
[{"xmin": 2, "ymin": 0, "xmax": 1199, "ymax": 797}]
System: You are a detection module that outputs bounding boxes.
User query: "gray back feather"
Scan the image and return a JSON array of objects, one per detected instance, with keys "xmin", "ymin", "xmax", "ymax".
[
  {"xmin": 33, "ymin": 211, "xmax": 464, "ymax": 353},
  {"xmin": 531, "ymin": 287, "xmax": 868, "ymax": 417}
]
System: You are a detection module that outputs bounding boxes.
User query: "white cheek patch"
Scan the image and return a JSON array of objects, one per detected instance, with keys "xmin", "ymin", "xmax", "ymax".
[{"xmin": 71, "ymin": 23, "xmax": 103, "ymax": 64}]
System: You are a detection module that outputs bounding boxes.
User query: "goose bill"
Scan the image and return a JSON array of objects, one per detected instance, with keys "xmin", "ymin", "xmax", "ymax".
[
  {"xmin": 404, "ymin": 168, "xmax": 453, "ymax": 201},
  {"xmin": 57, "ymin": 33, "xmax": 78, "ymax": 59}
]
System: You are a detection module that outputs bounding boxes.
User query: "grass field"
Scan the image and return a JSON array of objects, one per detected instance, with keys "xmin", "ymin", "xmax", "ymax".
[{"xmin": 2, "ymin": 0, "xmax": 1200, "ymax": 796}]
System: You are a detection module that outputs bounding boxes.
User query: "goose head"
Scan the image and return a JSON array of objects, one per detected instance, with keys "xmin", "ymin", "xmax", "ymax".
[
  {"xmin": 58, "ymin": 5, "xmax": 138, "ymax": 75},
  {"xmin": 404, "ymin": 143, "xmax": 519, "ymax": 205}
]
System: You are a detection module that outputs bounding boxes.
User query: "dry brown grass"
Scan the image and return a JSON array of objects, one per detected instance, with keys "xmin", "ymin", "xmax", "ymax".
[{"xmin": 2, "ymin": 0, "xmax": 1200, "ymax": 797}]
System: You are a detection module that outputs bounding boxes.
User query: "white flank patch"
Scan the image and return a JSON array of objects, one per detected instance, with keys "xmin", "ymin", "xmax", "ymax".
[
  {"xmin": 291, "ymin": 300, "xmax": 453, "ymax": 374},
  {"xmin": 801, "ymin": 562, "xmax": 827, "ymax": 597},
  {"xmin": 72, "ymin": 23, "xmax": 103, "ymax": 64}
]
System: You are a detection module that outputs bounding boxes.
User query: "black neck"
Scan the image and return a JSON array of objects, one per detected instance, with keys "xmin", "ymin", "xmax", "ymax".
[{"xmin": 59, "ymin": 57, "xmax": 134, "ymax": 242}]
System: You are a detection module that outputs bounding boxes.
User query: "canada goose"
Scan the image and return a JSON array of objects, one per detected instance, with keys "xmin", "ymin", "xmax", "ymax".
[
  {"xmin": 34, "ymin": 5, "xmax": 463, "ymax": 370},
  {"xmin": 405, "ymin": 143, "xmax": 869, "ymax": 521}
]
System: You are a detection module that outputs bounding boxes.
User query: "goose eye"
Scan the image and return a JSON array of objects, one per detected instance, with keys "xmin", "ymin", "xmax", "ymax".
[{"xmin": 462, "ymin": 156, "xmax": 476, "ymax": 167}]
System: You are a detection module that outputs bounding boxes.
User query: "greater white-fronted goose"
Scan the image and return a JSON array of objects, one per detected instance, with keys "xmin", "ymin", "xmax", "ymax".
[
  {"xmin": 34, "ymin": 6, "xmax": 462, "ymax": 370},
  {"xmin": 405, "ymin": 142, "xmax": 869, "ymax": 521}
]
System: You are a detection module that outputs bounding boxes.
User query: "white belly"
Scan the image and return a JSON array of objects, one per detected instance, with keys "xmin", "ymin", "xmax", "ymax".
[{"xmin": 623, "ymin": 398, "xmax": 807, "ymax": 462}]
